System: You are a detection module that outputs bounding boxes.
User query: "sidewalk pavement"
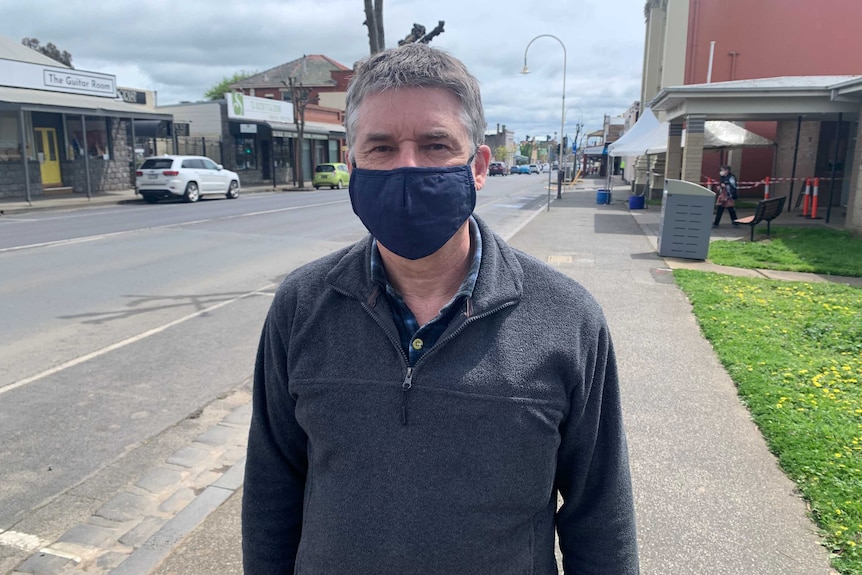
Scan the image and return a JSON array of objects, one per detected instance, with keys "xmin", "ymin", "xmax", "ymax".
[{"xmin": 9, "ymin": 180, "xmax": 850, "ymax": 574}]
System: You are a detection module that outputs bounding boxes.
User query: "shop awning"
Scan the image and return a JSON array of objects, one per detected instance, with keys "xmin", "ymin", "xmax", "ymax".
[
  {"xmin": 263, "ymin": 120, "xmax": 345, "ymax": 138},
  {"xmin": 0, "ymin": 85, "xmax": 171, "ymax": 120},
  {"xmin": 582, "ymin": 145, "xmax": 606, "ymax": 156}
]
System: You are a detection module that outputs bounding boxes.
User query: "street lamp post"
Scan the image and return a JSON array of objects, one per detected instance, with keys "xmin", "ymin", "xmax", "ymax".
[{"xmin": 522, "ymin": 34, "xmax": 566, "ymax": 204}]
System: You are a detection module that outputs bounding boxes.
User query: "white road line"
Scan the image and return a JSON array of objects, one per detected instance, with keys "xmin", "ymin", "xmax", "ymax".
[
  {"xmin": 502, "ymin": 202, "xmax": 547, "ymax": 242},
  {"xmin": 0, "ymin": 529, "xmax": 46, "ymax": 553},
  {"xmin": 0, "ymin": 282, "xmax": 277, "ymax": 397},
  {"xmin": 0, "ymin": 229, "xmax": 143, "ymax": 252},
  {"xmin": 0, "ymin": 199, "xmax": 350, "ymax": 254}
]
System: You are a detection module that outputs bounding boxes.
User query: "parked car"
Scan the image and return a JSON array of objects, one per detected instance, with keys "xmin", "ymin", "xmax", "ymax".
[
  {"xmin": 488, "ymin": 161, "xmax": 508, "ymax": 176},
  {"xmin": 529, "ymin": 164, "xmax": 540, "ymax": 174},
  {"xmin": 313, "ymin": 162, "xmax": 351, "ymax": 189},
  {"xmin": 135, "ymin": 155, "xmax": 240, "ymax": 203}
]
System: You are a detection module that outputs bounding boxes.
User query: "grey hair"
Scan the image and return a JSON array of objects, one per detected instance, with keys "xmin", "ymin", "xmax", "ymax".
[{"xmin": 344, "ymin": 43, "xmax": 486, "ymax": 163}]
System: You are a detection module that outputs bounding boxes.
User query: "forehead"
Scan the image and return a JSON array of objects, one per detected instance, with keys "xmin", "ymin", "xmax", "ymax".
[{"xmin": 354, "ymin": 87, "xmax": 467, "ymax": 140}]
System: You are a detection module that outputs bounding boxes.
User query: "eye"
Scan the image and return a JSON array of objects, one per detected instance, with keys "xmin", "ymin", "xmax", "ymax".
[
  {"xmin": 424, "ymin": 143, "xmax": 449, "ymax": 151},
  {"xmin": 369, "ymin": 145, "xmax": 394, "ymax": 153}
]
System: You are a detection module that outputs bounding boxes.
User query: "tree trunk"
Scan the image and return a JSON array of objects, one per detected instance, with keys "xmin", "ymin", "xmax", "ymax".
[
  {"xmin": 374, "ymin": 0, "xmax": 385, "ymax": 52},
  {"xmin": 297, "ymin": 122, "xmax": 305, "ymax": 188},
  {"xmin": 363, "ymin": 0, "xmax": 382, "ymax": 54}
]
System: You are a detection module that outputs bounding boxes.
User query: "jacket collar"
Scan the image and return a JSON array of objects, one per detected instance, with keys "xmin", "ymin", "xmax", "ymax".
[{"xmin": 325, "ymin": 215, "xmax": 523, "ymax": 314}]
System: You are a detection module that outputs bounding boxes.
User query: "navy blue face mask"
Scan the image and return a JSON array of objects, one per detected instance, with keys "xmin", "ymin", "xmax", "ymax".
[{"xmin": 349, "ymin": 161, "xmax": 477, "ymax": 260}]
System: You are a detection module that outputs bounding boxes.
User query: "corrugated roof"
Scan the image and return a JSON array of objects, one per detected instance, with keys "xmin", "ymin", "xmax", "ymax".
[
  {"xmin": 232, "ymin": 55, "xmax": 351, "ymax": 89},
  {"xmin": 669, "ymin": 75, "xmax": 861, "ymax": 92},
  {"xmin": 0, "ymin": 35, "xmax": 72, "ymax": 67}
]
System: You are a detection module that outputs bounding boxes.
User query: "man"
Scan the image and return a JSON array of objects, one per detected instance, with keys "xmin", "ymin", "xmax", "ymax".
[
  {"xmin": 713, "ymin": 164, "xmax": 739, "ymax": 227},
  {"xmin": 242, "ymin": 43, "xmax": 639, "ymax": 574}
]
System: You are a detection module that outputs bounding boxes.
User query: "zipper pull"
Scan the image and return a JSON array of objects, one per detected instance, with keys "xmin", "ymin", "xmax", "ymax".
[{"xmin": 400, "ymin": 367, "xmax": 413, "ymax": 425}]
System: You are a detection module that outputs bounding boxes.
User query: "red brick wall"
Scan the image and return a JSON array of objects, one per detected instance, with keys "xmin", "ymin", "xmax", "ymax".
[{"xmin": 686, "ymin": 0, "xmax": 862, "ymax": 84}]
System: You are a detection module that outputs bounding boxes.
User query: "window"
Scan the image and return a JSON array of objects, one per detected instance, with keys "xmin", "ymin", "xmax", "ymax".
[
  {"xmin": 201, "ymin": 158, "xmax": 219, "ymax": 170},
  {"xmin": 0, "ymin": 112, "xmax": 20, "ymax": 161},
  {"xmin": 140, "ymin": 158, "xmax": 175, "ymax": 170},
  {"xmin": 273, "ymin": 136, "xmax": 291, "ymax": 168},
  {"xmin": 235, "ymin": 136, "xmax": 256, "ymax": 170},
  {"xmin": 66, "ymin": 116, "xmax": 110, "ymax": 159}
]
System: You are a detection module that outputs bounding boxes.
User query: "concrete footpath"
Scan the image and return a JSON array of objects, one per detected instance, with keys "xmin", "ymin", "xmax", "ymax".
[{"xmin": 6, "ymin": 181, "xmax": 850, "ymax": 574}]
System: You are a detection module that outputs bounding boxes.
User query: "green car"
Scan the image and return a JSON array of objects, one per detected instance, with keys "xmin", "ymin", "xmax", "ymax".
[{"xmin": 313, "ymin": 163, "xmax": 350, "ymax": 189}]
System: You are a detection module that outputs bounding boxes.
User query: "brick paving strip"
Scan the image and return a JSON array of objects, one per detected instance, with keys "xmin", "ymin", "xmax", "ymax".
[{"xmin": 5, "ymin": 390, "xmax": 251, "ymax": 575}]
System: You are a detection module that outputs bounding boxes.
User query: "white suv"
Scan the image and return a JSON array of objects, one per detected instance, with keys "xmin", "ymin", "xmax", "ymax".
[{"xmin": 135, "ymin": 155, "xmax": 240, "ymax": 203}]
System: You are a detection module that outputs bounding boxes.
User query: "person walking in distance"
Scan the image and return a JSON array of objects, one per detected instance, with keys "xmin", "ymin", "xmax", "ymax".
[
  {"xmin": 242, "ymin": 42, "xmax": 639, "ymax": 575},
  {"xmin": 713, "ymin": 164, "xmax": 739, "ymax": 227}
]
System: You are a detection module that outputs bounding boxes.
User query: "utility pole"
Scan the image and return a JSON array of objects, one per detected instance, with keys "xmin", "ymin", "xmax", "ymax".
[{"xmin": 286, "ymin": 77, "xmax": 318, "ymax": 189}]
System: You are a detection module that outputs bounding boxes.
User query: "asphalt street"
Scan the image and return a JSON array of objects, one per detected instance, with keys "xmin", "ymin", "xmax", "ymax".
[{"xmin": 1, "ymin": 176, "xmax": 848, "ymax": 574}]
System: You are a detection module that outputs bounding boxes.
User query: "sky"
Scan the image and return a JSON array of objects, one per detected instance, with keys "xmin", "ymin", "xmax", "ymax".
[{"xmin": 2, "ymin": 0, "xmax": 646, "ymax": 144}]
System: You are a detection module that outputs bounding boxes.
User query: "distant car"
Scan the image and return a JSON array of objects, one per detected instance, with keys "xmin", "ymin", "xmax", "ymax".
[
  {"xmin": 529, "ymin": 164, "xmax": 539, "ymax": 174},
  {"xmin": 513, "ymin": 165, "xmax": 530, "ymax": 174},
  {"xmin": 135, "ymin": 155, "xmax": 240, "ymax": 203},
  {"xmin": 552, "ymin": 162, "xmax": 559, "ymax": 170},
  {"xmin": 489, "ymin": 161, "xmax": 508, "ymax": 176},
  {"xmin": 313, "ymin": 162, "xmax": 350, "ymax": 189}
]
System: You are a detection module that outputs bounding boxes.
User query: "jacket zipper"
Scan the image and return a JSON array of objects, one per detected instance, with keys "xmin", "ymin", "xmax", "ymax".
[
  {"xmin": 332, "ymin": 285, "xmax": 517, "ymax": 426},
  {"xmin": 401, "ymin": 367, "xmax": 414, "ymax": 425},
  {"xmin": 401, "ymin": 301, "xmax": 518, "ymax": 422},
  {"xmin": 331, "ymin": 285, "xmax": 412, "ymax": 424}
]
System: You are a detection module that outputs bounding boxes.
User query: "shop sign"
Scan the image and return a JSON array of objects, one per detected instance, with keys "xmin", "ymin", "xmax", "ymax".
[
  {"xmin": 117, "ymin": 87, "xmax": 148, "ymax": 105},
  {"xmin": 226, "ymin": 92, "xmax": 294, "ymax": 124},
  {"xmin": 0, "ymin": 58, "xmax": 116, "ymax": 98},
  {"xmin": 240, "ymin": 123, "xmax": 258, "ymax": 133}
]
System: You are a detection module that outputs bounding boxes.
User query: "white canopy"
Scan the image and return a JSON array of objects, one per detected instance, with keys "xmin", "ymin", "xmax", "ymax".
[
  {"xmin": 606, "ymin": 108, "xmax": 661, "ymax": 156},
  {"xmin": 609, "ymin": 111, "xmax": 774, "ymax": 157}
]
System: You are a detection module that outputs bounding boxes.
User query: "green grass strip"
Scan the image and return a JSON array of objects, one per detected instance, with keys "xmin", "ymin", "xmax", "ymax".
[
  {"xmin": 674, "ymin": 269, "xmax": 862, "ymax": 574},
  {"xmin": 708, "ymin": 227, "xmax": 862, "ymax": 277}
]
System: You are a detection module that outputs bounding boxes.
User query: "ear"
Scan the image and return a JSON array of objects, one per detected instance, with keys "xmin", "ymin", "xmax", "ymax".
[{"xmin": 472, "ymin": 145, "xmax": 492, "ymax": 190}]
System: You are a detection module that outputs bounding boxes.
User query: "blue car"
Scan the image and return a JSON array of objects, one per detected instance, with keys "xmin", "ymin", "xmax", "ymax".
[{"xmin": 511, "ymin": 164, "xmax": 530, "ymax": 174}]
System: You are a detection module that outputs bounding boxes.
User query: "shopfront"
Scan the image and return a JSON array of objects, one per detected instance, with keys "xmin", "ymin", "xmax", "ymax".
[
  {"xmin": 0, "ymin": 54, "xmax": 171, "ymax": 200},
  {"xmin": 224, "ymin": 93, "xmax": 346, "ymax": 187}
]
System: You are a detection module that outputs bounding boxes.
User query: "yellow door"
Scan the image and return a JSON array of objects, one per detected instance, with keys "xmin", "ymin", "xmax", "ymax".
[{"xmin": 34, "ymin": 128, "xmax": 62, "ymax": 186}]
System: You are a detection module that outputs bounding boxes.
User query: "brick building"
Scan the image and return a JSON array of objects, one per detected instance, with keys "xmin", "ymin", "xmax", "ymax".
[{"xmin": 627, "ymin": 0, "xmax": 862, "ymax": 231}]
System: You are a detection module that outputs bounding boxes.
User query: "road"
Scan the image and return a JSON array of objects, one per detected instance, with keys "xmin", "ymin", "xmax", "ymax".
[{"xmin": 0, "ymin": 173, "xmax": 549, "ymax": 569}]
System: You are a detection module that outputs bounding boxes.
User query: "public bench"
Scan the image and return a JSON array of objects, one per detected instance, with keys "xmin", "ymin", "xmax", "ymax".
[{"xmin": 734, "ymin": 196, "xmax": 786, "ymax": 241}]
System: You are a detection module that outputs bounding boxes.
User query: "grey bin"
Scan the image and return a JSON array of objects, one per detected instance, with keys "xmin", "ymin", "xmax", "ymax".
[{"xmin": 657, "ymin": 179, "xmax": 716, "ymax": 260}]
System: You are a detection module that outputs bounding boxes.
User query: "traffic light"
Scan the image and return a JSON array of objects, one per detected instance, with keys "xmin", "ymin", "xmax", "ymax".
[{"xmin": 563, "ymin": 136, "xmax": 568, "ymax": 149}]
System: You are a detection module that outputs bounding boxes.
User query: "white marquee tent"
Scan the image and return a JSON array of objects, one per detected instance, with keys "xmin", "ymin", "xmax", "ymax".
[{"xmin": 608, "ymin": 108, "xmax": 774, "ymax": 157}]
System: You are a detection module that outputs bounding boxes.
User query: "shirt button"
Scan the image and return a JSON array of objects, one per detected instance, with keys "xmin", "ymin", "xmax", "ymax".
[{"xmin": 411, "ymin": 338, "xmax": 424, "ymax": 350}]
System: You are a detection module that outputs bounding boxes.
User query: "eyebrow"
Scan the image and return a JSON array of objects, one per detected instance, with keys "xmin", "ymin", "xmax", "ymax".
[{"xmin": 360, "ymin": 130, "xmax": 454, "ymax": 144}]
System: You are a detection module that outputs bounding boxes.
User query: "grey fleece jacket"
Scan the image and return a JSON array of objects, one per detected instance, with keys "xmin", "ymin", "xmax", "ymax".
[{"xmin": 242, "ymin": 217, "xmax": 639, "ymax": 574}]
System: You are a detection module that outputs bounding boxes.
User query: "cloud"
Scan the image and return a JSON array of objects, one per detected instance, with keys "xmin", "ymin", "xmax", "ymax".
[{"xmin": 2, "ymin": 0, "xmax": 645, "ymax": 137}]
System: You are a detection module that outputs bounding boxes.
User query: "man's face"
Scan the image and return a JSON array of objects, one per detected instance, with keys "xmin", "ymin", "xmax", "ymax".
[
  {"xmin": 351, "ymin": 87, "xmax": 489, "ymax": 188},
  {"xmin": 719, "ymin": 169, "xmax": 727, "ymax": 176}
]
